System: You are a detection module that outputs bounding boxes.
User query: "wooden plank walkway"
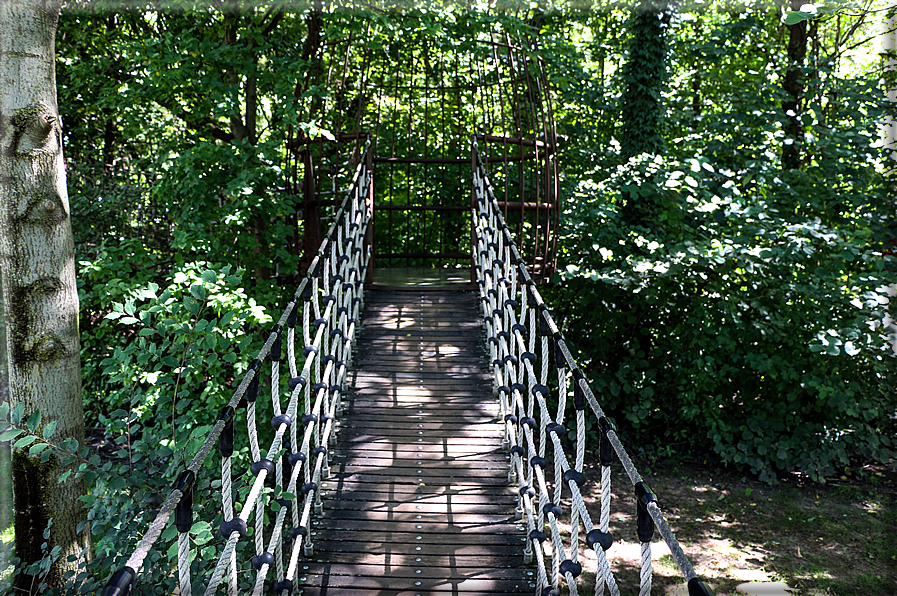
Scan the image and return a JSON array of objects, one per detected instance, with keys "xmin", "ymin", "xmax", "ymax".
[{"xmin": 298, "ymin": 290, "xmax": 535, "ymax": 595}]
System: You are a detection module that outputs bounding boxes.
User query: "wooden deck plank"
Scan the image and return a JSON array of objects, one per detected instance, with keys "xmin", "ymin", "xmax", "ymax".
[{"xmin": 298, "ymin": 290, "xmax": 531, "ymax": 595}]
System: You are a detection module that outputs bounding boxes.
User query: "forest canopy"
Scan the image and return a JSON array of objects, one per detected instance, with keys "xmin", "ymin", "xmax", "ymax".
[{"xmin": 4, "ymin": 0, "xmax": 893, "ymax": 592}]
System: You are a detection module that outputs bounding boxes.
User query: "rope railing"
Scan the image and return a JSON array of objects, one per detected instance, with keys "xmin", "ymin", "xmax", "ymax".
[
  {"xmin": 472, "ymin": 135, "xmax": 715, "ymax": 596},
  {"xmin": 102, "ymin": 139, "xmax": 373, "ymax": 596}
]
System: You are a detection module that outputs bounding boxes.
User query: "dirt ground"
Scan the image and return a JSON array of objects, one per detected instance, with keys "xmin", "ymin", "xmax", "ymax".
[{"xmin": 559, "ymin": 457, "xmax": 896, "ymax": 595}]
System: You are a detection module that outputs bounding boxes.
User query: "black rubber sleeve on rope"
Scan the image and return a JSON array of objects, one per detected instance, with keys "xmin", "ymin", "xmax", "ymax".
[
  {"xmin": 563, "ymin": 469, "xmax": 587, "ymax": 488},
  {"xmin": 174, "ymin": 470, "xmax": 195, "ymax": 533},
  {"xmin": 287, "ymin": 299, "xmax": 299, "ymax": 328},
  {"xmin": 554, "ymin": 334, "xmax": 567, "ymax": 366},
  {"xmin": 532, "ymin": 384, "xmax": 550, "ymax": 399},
  {"xmin": 323, "ymin": 355, "xmax": 336, "ymax": 366},
  {"xmin": 273, "ymin": 579, "xmax": 293, "ymax": 594},
  {"xmin": 572, "ymin": 369, "xmax": 586, "ymax": 411},
  {"xmin": 301, "ymin": 282, "xmax": 313, "ymax": 302},
  {"xmin": 539, "ymin": 307, "xmax": 550, "ymax": 335},
  {"xmin": 599, "ymin": 417, "xmax": 616, "ymax": 466},
  {"xmin": 303, "ymin": 345, "xmax": 318, "ymax": 357},
  {"xmin": 511, "ymin": 382, "xmax": 526, "ymax": 395},
  {"xmin": 218, "ymin": 406, "xmax": 235, "ymax": 458},
  {"xmin": 302, "ymin": 482, "xmax": 317, "ymax": 495},
  {"xmin": 512, "ymin": 323, "xmax": 526, "ymax": 335},
  {"xmin": 636, "ymin": 482, "xmax": 658, "ymax": 543},
  {"xmin": 506, "ymin": 299, "xmax": 519, "ymax": 310},
  {"xmin": 332, "ymin": 274, "xmax": 344, "ymax": 284},
  {"xmin": 302, "ymin": 414, "xmax": 318, "ymax": 426},
  {"xmin": 101, "ymin": 566, "xmax": 136, "ymax": 596},
  {"xmin": 313, "ymin": 446, "xmax": 327, "ymax": 457},
  {"xmin": 510, "ymin": 445, "xmax": 526, "ymax": 457},
  {"xmin": 546, "ymin": 422, "xmax": 566, "ymax": 439},
  {"xmin": 288, "ymin": 452, "xmax": 307, "ymax": 466},
  {"xmin": 497, "ymin": 329, "xmax": 510, "ymax": 340},
  {"xmin": 559, "ymin": 559, "xmax": 583, "ymax": 578},
  {"xmin": 529, "ymin": 456, "xmax": 546, "ymax": 469},
  {"xmin": 527, "ymin": 285, "xmax": 538, "ymax": 307},
  {"xmin": 529, "ymin": 529, "xmax": 547, "ymax": 543},
  {"xmin": 520, "ymin": 351, "xmax": 537, "ymax": 364},
  {"xmin": 250, "ymin": 459, "xmax": 274, "ymax": 478},
  {"xmin": 271, "ymin": 326, "xmax": 283, "ymax": 362},
  {"xmin": 313, "ymin": 317, "xmax": 327, "ymax": 330},
  {"xmin": 504, "ymin": 414, "xmax": 518, "ymax": 424},
  {"xmin": 586, "ymin": 528, "xmax": 614, "ymax": 551},
  {"xmin": 251, "ymin": 552, "xmax": 275, "ymax": 571},
  {"xmin": 688, "ymin": 578, "xmax": 715, "ymax": 596},
  {"xmin": 498, "ymin": 386, "xmax": 510, "ymax": 397},
  {"xmin": 541, "ymin": 587, "xmax": 560, "ymax": 596},
  {"xmin": 504, "ymin": 355, "xmax": 518, "ymax": 366},
  {"xmin": 518, "ymin": 485, "xmax": 535, "ymax": 497},
  {"xmin": 220, "ymin": 518, "xmax": 248, "ymax": 540},
  {"xmin": 313, "ymin": 382, "xmax": 328, "ymax": 394},
  {"xmin": 543, "ymin": 502, "xmax": 562, "ymax": 518},
  {"xmin": 290, "ymin": 526, "xmax": 308, "ymax": 539},
  {"xmin": 271, "ymin": 414, "xmax": 292, "ymax": 430},
  {"xmin": 246, "ymin": 359, "xmax": 261, "ymax": 403},
  {"xmin": 521, "ymin": 417, "xmax": 537, "ymax": 430},
  {"xmin": 289, "ymin": 376, "xmax": 307, "ymax": 391},
  {"xmin": 322, "ymin": 295, "xmax": 336, "ymax": 305}
]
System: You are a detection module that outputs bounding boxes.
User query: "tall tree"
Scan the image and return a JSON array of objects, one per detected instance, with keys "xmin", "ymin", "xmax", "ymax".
[
  {"xmin": 0, "ymin": 0, "xmax": 91, "ymax": 591},
  {"xmin": 781, "ymin": 0, "xmax": 812, "ymax": 170},
  {"xmin": 619, "ymin": 0, "xmax": 671, "ymax": 160}
]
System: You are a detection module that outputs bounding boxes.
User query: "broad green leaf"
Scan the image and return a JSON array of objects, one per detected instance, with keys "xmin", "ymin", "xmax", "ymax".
[
  {"xmin": 26, "ymin": 411, "xmax": 41, "ymax": 432},
  {"xmin": 14, "ymin": 435, "xmax": 38, "ymax": 449},
  {"xmin": 0, "ymin": 428, "xmax": 23, "ymax": 442},
  {"xmin": 43, "ymin": 420, "xmax": 58, "ymax": 440}
]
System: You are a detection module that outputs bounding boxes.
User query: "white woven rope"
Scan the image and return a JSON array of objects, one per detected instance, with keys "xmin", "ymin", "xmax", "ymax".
[
  {"xmin": 106, "ymin": 140, "xmax": 372, "ymax": 596},
  {"xmin": 472, "ymin": 136, "xmax": 705, "ymax": 596}
]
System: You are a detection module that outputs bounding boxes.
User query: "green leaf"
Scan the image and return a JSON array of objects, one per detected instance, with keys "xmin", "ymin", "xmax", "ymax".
[
  {"xmin": 784, "ymin": 11, "xmax": 814, "ymax": 25},
  {"xmin": 14, "ymin": 435, "xmax": 38, "ymax": 449},
  {"xmin": 200, "ymin": 270, "xmax": 218, "ymax": 284},
  {"xmin": 191, "ymin": 521, "xmax": 213, "ymax": 545},
  {"xmin": 26, "ymin": 411, "xmax": 41, "ymax": 433},
  {"xmin": 11, "ymin": 403, "xmax": 23, "ymax": 424},
  {"xmin": 190, "ymin": 284, "xmax": 208, "ymax": 301},
  {"xmin": 43, "ymin": 420, "xmax": 58, "ymax": 440},
  {"xmin": 119, "ymin": 317, "xmax": 139, "ymax": 325},
  {"xmin": 29, "ymin": 442, "xmax": 50, "ymax": 456},
  {"xmin": 0, "ymin": 428, "xmax": 23, "ymax": 442}
]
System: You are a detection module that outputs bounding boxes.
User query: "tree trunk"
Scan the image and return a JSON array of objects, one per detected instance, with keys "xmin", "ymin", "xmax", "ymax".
[
  {"xmin": 0, "ymin": 0, "xmax": 91, "ymax": 592},
  {"xmin": 619, "ymin": 0, "xmax": 671, "ymax": 161},
  {"xmin": 884, "ymin": 5, "xmax": 896, "ymax": 179},
  {"xmin": 782, "ymin": 0, "xmax": 809, "ymax": 170}
]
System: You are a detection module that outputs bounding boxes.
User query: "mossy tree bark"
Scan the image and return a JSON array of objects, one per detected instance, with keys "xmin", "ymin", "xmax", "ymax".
[
  {"xmin": 0, "ymin": 0, "xmax": 91, "ymax": 592},
  {"xmin": 781, "ymin": 0, "xmax": 810, "ymax": 170}
]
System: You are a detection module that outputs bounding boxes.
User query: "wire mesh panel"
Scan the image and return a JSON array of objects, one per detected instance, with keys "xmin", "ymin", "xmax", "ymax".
[{"xmin": 287, "ymin": 13, "xmax": 558, "ymax": 281}]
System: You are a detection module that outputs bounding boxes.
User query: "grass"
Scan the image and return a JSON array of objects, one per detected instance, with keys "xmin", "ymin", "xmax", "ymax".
[{"xmin": 569, "ymin": 457, "xmax": 896, "ymax": 595}]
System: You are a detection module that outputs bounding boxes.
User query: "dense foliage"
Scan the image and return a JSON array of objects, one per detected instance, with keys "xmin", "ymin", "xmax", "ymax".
[
  {"xmin": 540, "ymin": 3, "xmax": 895, "ymax": 482},
  {"xmin": 2, "ymin": 1, "xmax": 894, "ymax": 592}
]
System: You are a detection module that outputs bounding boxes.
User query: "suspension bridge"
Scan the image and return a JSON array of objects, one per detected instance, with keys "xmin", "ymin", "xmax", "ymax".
[{"xmin": 101, "ymin": 21, "xmax": 717, "ymax": 596}]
